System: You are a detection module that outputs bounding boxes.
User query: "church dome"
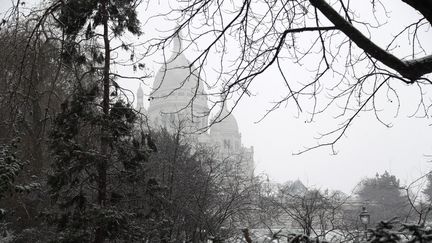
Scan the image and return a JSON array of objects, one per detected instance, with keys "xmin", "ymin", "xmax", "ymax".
[
  {"xmin": 149, "ymin": 35, "xmax": 207, "ymax": 114},
  {"xmin": 210, "ymin": 104, "xmax": 239, "ymax": 135}
]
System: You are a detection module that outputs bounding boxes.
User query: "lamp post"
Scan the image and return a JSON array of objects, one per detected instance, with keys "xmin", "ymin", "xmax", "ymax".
[{"xmin": 359, "ymin": 206, "xmax": 370, "ymax": 240}]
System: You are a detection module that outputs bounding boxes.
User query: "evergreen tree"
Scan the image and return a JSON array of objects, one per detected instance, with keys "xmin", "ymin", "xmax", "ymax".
[
  {"xmin": 357, "ymin": 171, "xmax": 409, "ymax": 225},
  {"xmin": 46, "ymin": 0, "xmax": 145, "ymax": 242},
  {"xmin": 0, "ymin": 140, "xmax": 38, "ymax": 200},
  {"xmin": 48, "ymin": 87, "xmax": 149, "ymax": 242}
]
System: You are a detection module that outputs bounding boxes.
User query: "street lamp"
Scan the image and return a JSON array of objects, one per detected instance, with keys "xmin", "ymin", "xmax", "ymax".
[{"xmin": 359, "ymin": 206, "xmax": 370, "ymax": 239}]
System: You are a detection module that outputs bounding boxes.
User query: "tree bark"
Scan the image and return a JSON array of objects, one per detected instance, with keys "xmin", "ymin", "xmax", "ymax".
[
  {"xmin": 401, "ymin": 0, "xmax": 432, "ymax": 25},
  {"xmin": 309, "ymin": 0, "xmax": 432, "ymax": 81},
  {"xmin": 95, "ymin": 0, "xmax": 110, "ymax": 242}
]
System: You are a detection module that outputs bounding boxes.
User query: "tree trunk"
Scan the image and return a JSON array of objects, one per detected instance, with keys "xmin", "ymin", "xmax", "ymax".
[{"xmin": 94, "ymin": 0, "xmax": 110, "ymax": 242}]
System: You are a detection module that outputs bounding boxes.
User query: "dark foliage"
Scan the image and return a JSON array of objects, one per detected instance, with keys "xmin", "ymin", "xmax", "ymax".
[
  {"xmin": 356, "ymin": 171, "xmax": 409, "ymax": 225},
  {"xmin": 58, "ymin": 0, "xmax": 141, "ymax": 37},
  {"xmin": 58, "ymin": 0, "xmax": 141, "ymax": 65},
  {"xmin": 47, "ymin": 87, "xmax": 149, "ymax": 242},
  {"xmin": 0, "ymin": 141, "xmax": 25, "ymax": 200}
]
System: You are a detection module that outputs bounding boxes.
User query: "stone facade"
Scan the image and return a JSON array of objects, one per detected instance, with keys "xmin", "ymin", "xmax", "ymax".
[{"xmin": 135, "ymin": 35, "xmax": 254, "ymax": 178}]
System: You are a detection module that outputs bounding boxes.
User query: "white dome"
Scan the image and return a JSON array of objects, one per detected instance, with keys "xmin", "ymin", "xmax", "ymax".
[
  {"xmin": 148, "ymin": 35, "xmax": 207, "ymax": 115},
  {"xmin": 151, "ymin": 56, "xmax": 205, "ymax": 100},
  {"xmin": 210, "ymin": 104, "xmax": 239, "ymax": 135}
]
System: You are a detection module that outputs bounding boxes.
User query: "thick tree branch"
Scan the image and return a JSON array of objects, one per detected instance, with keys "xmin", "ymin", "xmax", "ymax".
[
  {"xmin": 309, "ymin": 0, "xmax": 432, "ymax": 81},
  {"xmin": 401, "ymin": 0, "xmax": 432, "ymax": 25}
]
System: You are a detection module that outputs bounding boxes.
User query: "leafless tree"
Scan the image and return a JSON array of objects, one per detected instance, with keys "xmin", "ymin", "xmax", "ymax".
[
  {"xmin": 142, "ymin": 0, "xmax": 432, "ymax": 152},
  {"xmin": 399, "ymin": 171, "xmax": 432, "ymax": 225},
  {"xmin": 142, "ymin": 124, "xmax": 259, "ymax": 242},
  {"xmin": 261, "ymin": 183, "xmax": 347, "ymax": 240},
  {"xmin": 0, "ymin": 3, "xmax": 69, "ymax": 174},
  {"xmin": 0, "ymin": 6, "xmax": 75, "ymax": 235}
]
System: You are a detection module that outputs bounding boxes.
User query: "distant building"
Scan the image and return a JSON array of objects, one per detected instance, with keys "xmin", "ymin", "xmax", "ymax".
[{"xmin": 135, "ymin": 34, "xmax": 254, "ymax": 178}]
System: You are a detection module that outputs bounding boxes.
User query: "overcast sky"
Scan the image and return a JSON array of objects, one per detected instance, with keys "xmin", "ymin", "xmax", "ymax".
[
  {"xmin": 2, "ymin": 0, "xmax": 431, "ymax": 194},
  {"xmin": 125, "ymin": 0, "xmax": 432, "ymax": 194}
]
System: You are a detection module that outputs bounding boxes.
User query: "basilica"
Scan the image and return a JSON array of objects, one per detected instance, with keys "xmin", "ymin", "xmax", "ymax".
[{"xmin": 135, "ymin": 35, "xmax": 254, "ymax": 178}]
